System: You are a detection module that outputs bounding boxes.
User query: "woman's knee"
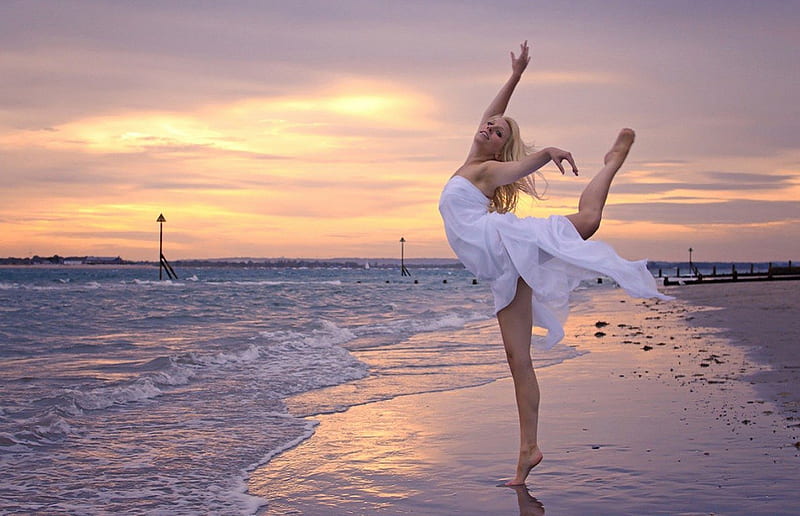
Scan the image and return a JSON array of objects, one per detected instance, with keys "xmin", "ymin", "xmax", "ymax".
[{"xmin": 567, "ymin": 212, "xmax": 601, "ymax": 240}]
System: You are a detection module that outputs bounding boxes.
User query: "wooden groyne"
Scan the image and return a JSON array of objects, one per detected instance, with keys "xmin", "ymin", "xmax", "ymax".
[{"xmin": 663, "ymin": 263, "xmax": 800, "ymax": 286}]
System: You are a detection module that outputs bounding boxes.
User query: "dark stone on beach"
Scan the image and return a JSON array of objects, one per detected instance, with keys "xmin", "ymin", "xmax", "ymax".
[
  {"xmin": 700, "ymin": 363, "xmax": 710, "ymax": 367},
  {"xmin": 591, "ymin": 445, "xmax": 600, "ymax": 449},
  {"xmin": 594, "ymin": 331, "xmax": 606, "ymax": 338},
  {"xmin": 471, "ymin": 279, "xmax": 477, "ymax": 285},
  {"xmin": 642, "ymin": 345, "xmax": 653, "ymax": 351},
  {"xmin": 414, "ymin": 279, "xmax": 418, "ymax": 284},
  {"xmin": 741, "ymin": 419, "xmax": 751, "ymax": 425},
  {"xmin": 793, "ymin": 442, "xmax": 800, "ymax": 449},
  {"xmin": 595, "ymin": 321, "xmax": 609, "ymax": 328},
  {"xmin": 442, "ymin": 279, "xmax": 447, "ymax": 283}
]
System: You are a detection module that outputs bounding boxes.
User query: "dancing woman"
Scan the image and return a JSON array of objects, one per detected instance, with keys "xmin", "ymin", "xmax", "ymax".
[{"xmin": 438, "ymin": 41, "xmax": 671, "ymax": 486}]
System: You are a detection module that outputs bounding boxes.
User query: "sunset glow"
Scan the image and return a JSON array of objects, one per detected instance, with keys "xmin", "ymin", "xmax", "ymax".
[{"xmin": 2, "ymin": 1, "xmax": 798, "ymax": 261}]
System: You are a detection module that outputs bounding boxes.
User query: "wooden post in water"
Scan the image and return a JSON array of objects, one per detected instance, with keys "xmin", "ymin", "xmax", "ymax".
[
  {"xmin": 157, "ymin": 213, "xmax": 178, "ymax": 280},
  {"xmin": 399, "ymin": 237, "xmax": 411, "ymax": 277},
  {"xmin": 158, "ymin": 214, "xmax": 166, "ymax": 280}
]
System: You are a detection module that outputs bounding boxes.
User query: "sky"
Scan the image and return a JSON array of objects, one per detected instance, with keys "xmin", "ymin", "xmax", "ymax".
[{"xmin": 1, "ymin": 0, "xmax": 798, "ymax": 261}]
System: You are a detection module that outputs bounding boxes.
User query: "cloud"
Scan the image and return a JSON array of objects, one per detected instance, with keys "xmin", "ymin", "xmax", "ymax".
[
  {"xmin": 610, "ymin": 179, "xmax": 794, "ymax": 195},
  {"xmin": 605, "ymin": 200, "xmax": 800, "ymax": 225}
]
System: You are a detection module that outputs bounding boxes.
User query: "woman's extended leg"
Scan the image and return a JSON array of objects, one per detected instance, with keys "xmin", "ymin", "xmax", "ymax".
[
  {"xmin": 566, "ymin": 128, "xmax": 635, "ymax": 240},
  {"xmin": 497, "ymin": 277, "xmax": 543, "ymax": 486}
]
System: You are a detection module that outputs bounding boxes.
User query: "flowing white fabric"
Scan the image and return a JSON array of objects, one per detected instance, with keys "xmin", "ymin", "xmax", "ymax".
[{"xmin": 439, "ymin": 175, "xmax": 672, "ymax": 349}]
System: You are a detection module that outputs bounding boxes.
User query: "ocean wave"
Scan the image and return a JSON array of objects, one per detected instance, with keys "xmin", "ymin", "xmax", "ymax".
[
  {"xmin": 70, "ymin": 378, "xmax": 165, "ymax": 411},
  {"xmin": 183, "ymin": 343, "xmax": 263, "ymax": 368},
  {"xmin": 358, "ymin": 310, "xmax": 491, "ymax": 337},
  {"xmin": 256, "ymin": 319, "xmax": 367, "ymax": 395},
  {"xmin": 0, "ymin": 408, "xmax": 77, "ymax": 449},
  {"xmin": 258, "ymin": 319, "xmax": 357, "ymax": 349},
  {"xmin": 212, "ymin": 279, "xmax": 344, "ymax": 286}
]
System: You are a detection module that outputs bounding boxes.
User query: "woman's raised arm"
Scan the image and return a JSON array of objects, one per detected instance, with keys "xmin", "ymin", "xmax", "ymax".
[
  {"xmin": 480, "ymin": 41, "xmax": 531, "ymax": 123},
  {"xmin": 481, "ymin": 146, "xmax": 579, "ymax": 191}
]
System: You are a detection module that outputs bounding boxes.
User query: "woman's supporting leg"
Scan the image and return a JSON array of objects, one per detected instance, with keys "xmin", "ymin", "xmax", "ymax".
[
  {"xmin": 497, "ymin": 277, "xmax": 543, "ymax": 485},
  {"xmin": 566, "ymin": 128, "xmax": 635, "ymax": 240}
]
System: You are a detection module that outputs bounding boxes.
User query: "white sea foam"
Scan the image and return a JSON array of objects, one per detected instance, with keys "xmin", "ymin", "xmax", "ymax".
[
  {"xmin": 237, "ymin": 418, "xmax": 320, "ymax": 514},
  {"xmin": 71, "ymin": 378, "xmax": 165, "ymax": 410},
  {"xmin": 188, "ymin": 343, "xmax": 264, "ymax": 367},
  {"xmin": 256, "ymin": 320, "xmax": 367, "ymax": 395},
  {"xmin": 132, "ymin": 279, "xmax": 178, "ymax": 286},
  {"xmin": 258, "ymin": 319, "xmax": 357, "ymax": 348},
  {"xmin": 361, "ymin": 310, "xmax": 490, "ymax": 337}
]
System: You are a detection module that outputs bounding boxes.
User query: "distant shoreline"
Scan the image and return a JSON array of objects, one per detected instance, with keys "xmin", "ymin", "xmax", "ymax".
[
  {"xmin": 0, "ymin": 256, "xmax": 793, "ymax": 271},
  {"xmin": 0, "ymin": 260, "xmax": 466, "ymax": 269}
]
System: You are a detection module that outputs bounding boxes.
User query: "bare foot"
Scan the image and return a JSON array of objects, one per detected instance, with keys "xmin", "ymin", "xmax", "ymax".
[
  {"xmin": 603, "ymin": 128, "xmax": 635, "ymax": 168},
  {"xmin": 504, "ymin": 445, "xmax": 543, "ymax": 486}
]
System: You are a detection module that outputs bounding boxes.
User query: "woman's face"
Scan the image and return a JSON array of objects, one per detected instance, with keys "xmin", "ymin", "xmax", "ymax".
[{"xmin": 477, "ymin": 117, "xmax": 511, "ymax": 157}]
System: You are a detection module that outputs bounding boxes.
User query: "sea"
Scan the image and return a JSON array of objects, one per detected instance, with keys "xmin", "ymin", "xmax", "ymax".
[{"xmin": 0, "ymin": 265, "xmax": 610, "ymax": 514}]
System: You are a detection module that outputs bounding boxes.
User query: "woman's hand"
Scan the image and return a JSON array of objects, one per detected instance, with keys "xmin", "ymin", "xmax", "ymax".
[
  {"xmin": 547, "ymin": 147, "xmax": 579, "ymax": 176},
  {"xmin": 510, "ymin": 40, "xmax": 531, "ymax": 77}
]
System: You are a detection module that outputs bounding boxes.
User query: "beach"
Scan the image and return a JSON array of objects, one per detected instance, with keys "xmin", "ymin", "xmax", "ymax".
[{"xmin": 250, "ymin": 282, "xmax": 800, "ymax": 515}]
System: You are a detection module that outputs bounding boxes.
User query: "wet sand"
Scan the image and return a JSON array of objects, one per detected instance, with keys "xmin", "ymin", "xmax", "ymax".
[{"xmin": 250, "ymin": 284, "xmax": 800, "ymax": 515}]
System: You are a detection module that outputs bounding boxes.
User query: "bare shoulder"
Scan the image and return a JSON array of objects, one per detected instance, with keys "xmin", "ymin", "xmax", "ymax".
[{"xmin": 453, "ymin": 162, "xmax": 495, "ymax": 197}]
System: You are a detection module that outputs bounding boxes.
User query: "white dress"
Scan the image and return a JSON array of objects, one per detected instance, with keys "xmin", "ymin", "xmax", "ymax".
[{"xmin": 439, "ymin": 175, "xmax": 672, "ymax": 348}]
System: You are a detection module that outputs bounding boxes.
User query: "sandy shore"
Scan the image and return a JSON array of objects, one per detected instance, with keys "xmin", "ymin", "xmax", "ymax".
[
  {"xmin": 250, "ymin": 283, "xmax": 800, "ymax": 515},
  {"xmin": 671, "ymin": 281, "xmax": 800, "ymax": 425}
]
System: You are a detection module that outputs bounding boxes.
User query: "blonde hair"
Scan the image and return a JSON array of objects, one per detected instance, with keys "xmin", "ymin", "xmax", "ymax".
[{"xmin": 489, "ymin": 116, "xmax": 547, "ymax": 214}]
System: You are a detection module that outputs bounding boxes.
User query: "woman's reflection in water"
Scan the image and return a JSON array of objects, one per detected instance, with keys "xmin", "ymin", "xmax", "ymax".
[{"xmin": 508, "ymin": 485, "xmax": 545, "ymax": 516}]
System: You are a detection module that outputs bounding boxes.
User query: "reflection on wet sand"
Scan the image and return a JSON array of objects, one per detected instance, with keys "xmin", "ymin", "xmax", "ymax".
[{"xmin": 508, "ymin": 485, "xmax": 545, "ymax": 516}]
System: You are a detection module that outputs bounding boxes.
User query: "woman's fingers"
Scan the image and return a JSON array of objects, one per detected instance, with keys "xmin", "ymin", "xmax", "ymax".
[
  {"xmin": 553, "ymin": 152, "xmax": 578, "ymax": 176},
  {"xmin": 565, "ymin": 153, "xmax": 579, "ymax": 176},
  {"xmin": 511, "ymin": 41, "xmax": 531, "ymax": 72}
]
